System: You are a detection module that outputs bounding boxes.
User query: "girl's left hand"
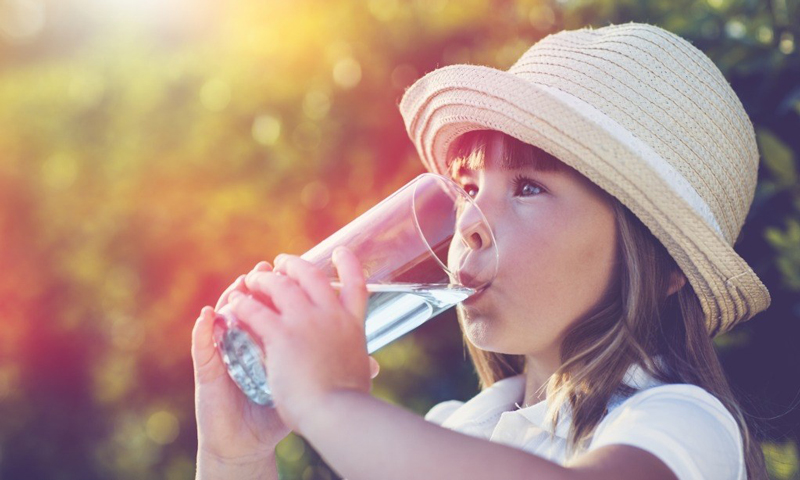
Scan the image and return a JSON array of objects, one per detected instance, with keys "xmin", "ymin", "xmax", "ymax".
[{"xmin": 228, "ymin": 246, "xmax": 372, "ymax": 434}]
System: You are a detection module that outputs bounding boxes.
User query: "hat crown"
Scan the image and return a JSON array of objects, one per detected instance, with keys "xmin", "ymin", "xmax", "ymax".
[{"xmin": 508, "ymin": 23, "xmax": 759, "ymax": 245}]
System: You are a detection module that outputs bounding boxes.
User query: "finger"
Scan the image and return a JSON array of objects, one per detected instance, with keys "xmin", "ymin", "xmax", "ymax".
[
  {"xmin": 215, "ymin": 262, "xmax": 273, "ymax": 311},
  {"xmin": 369, "ymin": 356, "xmax": 380, "ymax": 379},
  {"xmin": 332, "ymin": 246, "xmax": 368, "ymax": 321},
  {"xmin": 274, "ymin": 255, "xmax": 338, "ymax": 307},
  {"xmin": 228, "ymin": 294, "xmax": 284, "ymax": 348},
  {"xmin": 191, "ymin": 306, "xmax": 219, "ymax": 371},
  {"xmin": 253, "ymin": 260, "xmax": 274, "ymax": 273},
  {"xmin": 244, "ymin": 271, "xmax": 313, "ymax": 315},
  {"xmin": 215, "ymin": 275, "xmax": 245, "ymax": 311}
]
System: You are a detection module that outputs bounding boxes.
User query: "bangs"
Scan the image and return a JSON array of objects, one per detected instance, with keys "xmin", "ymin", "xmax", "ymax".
[{"xmin": 445, "ymin": 130, "xmax": 570, "ymax": 176}]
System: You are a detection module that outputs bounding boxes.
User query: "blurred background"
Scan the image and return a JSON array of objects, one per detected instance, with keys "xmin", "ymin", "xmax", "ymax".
[{"xmin": 0, "ymin": 0, "xmax": 798, "ymax": 478}]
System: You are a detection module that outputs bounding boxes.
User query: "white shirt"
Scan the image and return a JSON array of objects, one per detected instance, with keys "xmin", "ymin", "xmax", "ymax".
[{"xmin": 424, "ymin": 363, "xmax": 745, "ymax": 480}]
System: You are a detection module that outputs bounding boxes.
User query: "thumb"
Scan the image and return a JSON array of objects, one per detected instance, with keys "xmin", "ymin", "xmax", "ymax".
[
  {"xmin": 191, "ymin": 306, "xmax": 220, "ymax": 373},
  {"xmin": 332, "ymin": 246, "xmax": 368, "ymax": 321}
]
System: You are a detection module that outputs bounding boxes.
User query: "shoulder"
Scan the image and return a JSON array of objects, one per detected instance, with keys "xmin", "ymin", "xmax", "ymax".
[
  {"xmin": 424, "ymin": 400, "xmax": 465, "ymax": 426},
  {"xmin": 601, "ymin": 383, "xmax": 741, "ymax": 437},
  {"xmin": 589, "ymin": 383, "xmax": 745, "ymax": 480}
]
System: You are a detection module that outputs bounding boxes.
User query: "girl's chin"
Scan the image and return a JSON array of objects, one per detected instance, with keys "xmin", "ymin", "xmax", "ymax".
[
  {"xmin": 458, "ymin": 308, "xmax": 517, "ymax": 351},
  {"xmin": 460, "ymin": 315, "xmax": 541, "ymax": 355},
  {"xmin": 461, "ymin": 317, "xmax": 503, "ymax": 351}
]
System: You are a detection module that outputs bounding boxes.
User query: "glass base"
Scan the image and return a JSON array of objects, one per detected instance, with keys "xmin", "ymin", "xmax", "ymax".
[{"xmin": 214, "ymin": 313, "xmax": 274, "ymax": 406}]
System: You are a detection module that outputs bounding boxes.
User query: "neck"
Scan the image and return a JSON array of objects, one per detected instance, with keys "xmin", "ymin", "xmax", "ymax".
[{"xmin": 521, "ymin": 352, "xmax": 561, "ymax": 407}]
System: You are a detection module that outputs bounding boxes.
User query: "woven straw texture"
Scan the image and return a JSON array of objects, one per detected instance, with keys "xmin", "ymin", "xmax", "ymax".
[{"xmin": 398, "ymin": 22, "xmax": 770, "ymax": 336}]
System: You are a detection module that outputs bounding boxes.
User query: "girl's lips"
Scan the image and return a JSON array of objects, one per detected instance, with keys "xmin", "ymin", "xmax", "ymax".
[
  {"xmin": 457, "ymin": 270, "xmax": 492, "ymax": 290},
  {"xmin": 457, "ymin": 271, "xmax": 478, "ymax": 287},
  {"xmin": 463, "ymin": 283, "xmax": 490, "ymax": 305}
]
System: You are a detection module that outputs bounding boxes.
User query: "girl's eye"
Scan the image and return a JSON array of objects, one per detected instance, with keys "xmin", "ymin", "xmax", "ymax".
[
  {"xmin": 512, "ymin": 175, "xmax": 545, "ymax": 197},
  {"xmin": 462, "ymin": 183, "xmax": 479, "ymax": 198},
  {"xmin": 458, "ymin": 176, "xmax": 545, "ymax": 199}
]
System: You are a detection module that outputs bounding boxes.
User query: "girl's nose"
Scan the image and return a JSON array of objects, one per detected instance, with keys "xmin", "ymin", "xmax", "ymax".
[{"xmin": 456, "ymin": 202, "xmax": 493, "ymax": 252}]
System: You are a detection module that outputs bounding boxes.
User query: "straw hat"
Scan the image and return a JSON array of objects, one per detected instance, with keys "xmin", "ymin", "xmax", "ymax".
[{"xmin": 398, "ymin": 22, "xmax": 770, "ymax": 336}]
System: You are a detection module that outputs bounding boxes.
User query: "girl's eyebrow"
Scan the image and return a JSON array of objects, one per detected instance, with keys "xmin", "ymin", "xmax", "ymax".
[{"xmin": 454, "ymin": 165, "xmax": 474, "ymax": 177}]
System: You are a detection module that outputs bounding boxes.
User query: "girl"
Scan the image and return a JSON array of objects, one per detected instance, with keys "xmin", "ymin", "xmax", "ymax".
[{"xmin": 192, "ymin": 23, "xmax": 770, "ymax": 479}]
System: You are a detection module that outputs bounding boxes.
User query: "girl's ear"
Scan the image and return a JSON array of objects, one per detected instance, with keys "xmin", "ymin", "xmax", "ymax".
[{"xmin": 667, "ymin": 269, "xmax": 687, "ymax": 297}]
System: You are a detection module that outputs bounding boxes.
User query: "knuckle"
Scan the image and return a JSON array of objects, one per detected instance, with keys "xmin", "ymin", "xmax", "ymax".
[
  {"xmin": 225, "ymin": 275, "xmax": 245, "ymax": 295},
  {"xmin": 253, "ymin": 261, "xmax": 271, "ymax": 271},
  {"xmin": 274, "ymin": 253, "xmax": 295, "ymax": 270},
  {"xmin": 248, "ymin": 271, "xmax": 276, "ymax": 290},
  {"xmin": 272, "ymin": 273, "xmax": 294, "ymax": 286},
  {"xmin": 283, "ymin": 256, "xmax": 304, "ymax": 273}
]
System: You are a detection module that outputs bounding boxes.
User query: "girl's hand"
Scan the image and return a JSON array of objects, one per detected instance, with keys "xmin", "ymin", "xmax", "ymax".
[
  {"xmin": 228, "ymin": 246, "xmax": 372, "ymax": 434},
  {"xmin": 192, "ymin": 261, "xmax": 290, "ymax": 462}
]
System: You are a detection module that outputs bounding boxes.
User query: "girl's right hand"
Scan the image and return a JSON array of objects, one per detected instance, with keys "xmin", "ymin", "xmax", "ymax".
[
  {"xmin": 192, "ymin": 261, "xmax": 381, "ymax": 463},
  {"xmin": 192, "ymin": 261, "xmax": 290, "ymax": 462}
]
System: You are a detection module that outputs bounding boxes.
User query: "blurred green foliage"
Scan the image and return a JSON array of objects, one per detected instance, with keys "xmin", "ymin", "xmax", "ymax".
[{"xmin": 0, "ymin": 0, "xmax": 798, "ymax": 479}]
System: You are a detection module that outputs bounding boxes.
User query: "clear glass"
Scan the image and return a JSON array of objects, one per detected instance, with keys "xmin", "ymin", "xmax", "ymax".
[{"xmin": 213, "ymin": 173, "xmax": 499, "ymax": 406}]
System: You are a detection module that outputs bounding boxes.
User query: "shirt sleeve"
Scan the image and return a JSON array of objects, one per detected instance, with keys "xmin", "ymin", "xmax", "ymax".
[
  {"xmin": 587, "ymin": 384, "xmax": 745, "ymax": 480},
  {"xmin": 424, "ymin": 400, "xmax": 464, "ymax": 426}
]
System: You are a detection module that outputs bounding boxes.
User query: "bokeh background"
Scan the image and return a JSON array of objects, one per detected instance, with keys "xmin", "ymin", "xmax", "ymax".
[{"xmin": 0, "ymin": 0, "xmax": 798, "ymax": 478}]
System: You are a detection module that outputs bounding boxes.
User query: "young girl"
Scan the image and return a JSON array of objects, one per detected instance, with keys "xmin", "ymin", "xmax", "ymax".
[{"xmin": 191, "ymin": 23, "xmax": 770, "ymax": 479}]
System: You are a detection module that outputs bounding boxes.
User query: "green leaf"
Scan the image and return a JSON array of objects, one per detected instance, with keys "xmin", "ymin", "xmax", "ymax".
[
  {"xmin": 763, "ymin": 441, "xmax": 800, "ymax": 480},
  {"xmin": 765, "ymin": 226, "xmax": 787, "ymax": 248},
  {"xmin": 757, "ymin": 128, "xmax": 797, "ymax": 188}
]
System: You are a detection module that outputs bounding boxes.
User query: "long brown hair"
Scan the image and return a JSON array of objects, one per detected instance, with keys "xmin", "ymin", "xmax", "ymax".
[{"xmin": 446, "ymin": 130, "xmax": 767, "ymax": 479}]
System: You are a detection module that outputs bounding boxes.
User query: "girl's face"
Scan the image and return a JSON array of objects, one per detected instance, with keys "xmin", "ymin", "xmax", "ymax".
[{"xmin": 449, "ymin": 139, "xmax": 618, "ymax": 360}]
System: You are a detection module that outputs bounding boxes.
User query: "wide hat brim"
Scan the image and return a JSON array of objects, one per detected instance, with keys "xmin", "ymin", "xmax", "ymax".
[{"xmin": 399, "ymin": 63, "xmax": 770, "ymax": 336}]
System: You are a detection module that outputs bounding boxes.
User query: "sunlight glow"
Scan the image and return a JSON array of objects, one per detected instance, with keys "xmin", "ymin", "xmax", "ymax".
[{"xmin": 80, "ymin": 0, "xmax": 213, "ymax": 33}]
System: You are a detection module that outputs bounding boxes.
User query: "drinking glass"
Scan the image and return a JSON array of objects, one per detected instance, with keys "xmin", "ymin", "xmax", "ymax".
[{"xmin": 213, "ymin": 173, "xmax": 498, "ymax": 406}]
